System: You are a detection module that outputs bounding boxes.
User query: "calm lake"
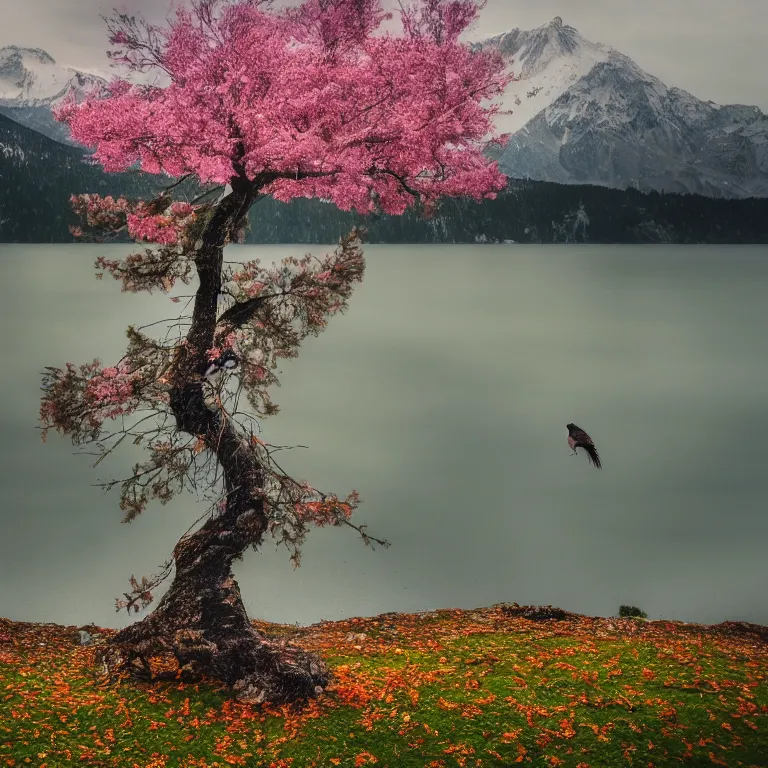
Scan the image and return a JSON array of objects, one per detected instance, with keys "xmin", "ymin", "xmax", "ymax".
[{"xmin": 1, "ymin": 243, "xmax": 767, "ymax": 630}]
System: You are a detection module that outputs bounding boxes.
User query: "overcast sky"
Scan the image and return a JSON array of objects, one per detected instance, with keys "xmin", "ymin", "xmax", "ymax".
[
  {"xmin": 3, "ymin": 243, "xmax": 768, "ymax": 633},
  {"xmin": 1, "ymin": 0, "xmax": 766, "ymax": 110}
]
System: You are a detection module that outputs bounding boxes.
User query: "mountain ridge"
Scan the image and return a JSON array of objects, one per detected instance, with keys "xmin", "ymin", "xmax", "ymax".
[
  {"xmin": 1, "ymin": 23, "xmax": 767, "ymax": 198},
  {"xmin": 0, "ymin": 45, "xmax": 108, "ymax": 144},
  {"xmin": 478, "ymin": 17, "xmax": 768, "ymax": 198}
]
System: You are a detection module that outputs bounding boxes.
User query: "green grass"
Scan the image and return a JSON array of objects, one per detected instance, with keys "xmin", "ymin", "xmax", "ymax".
[{"xmin": 1, "ymin": 604, "xmax": 767, "ymax": 767}]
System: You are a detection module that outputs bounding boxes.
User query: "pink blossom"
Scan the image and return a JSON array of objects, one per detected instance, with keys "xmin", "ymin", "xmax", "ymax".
[
  {"xmin": 245, "ymin": 282, "xmax": 266, "ymax": 297},
  {"xmin": 68, "ymin": 193, "xmax": 198, "ymax": 247},
  {"xmin": 53, "ymin": 0, "xmax": 510, "ymax": 213},
  {"xmin": 85, "ymin": 363, "xmax": 136, "ymax": 409},
  {"xmin": 206, "ymin": 332, "xmax": 238, "ymax": 361}
]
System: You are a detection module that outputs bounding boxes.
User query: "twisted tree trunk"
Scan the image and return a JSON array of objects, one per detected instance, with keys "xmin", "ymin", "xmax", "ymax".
[
  {"xmin": 100, "ymin": 174, "xmax": 331, "ymax": 705},
  {"xmin": 104, "ymin": 465, "xmax": 330, "ymax": 704}
]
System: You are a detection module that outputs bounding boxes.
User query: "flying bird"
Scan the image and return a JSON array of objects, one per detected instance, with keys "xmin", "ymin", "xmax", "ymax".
[{"xmin": 566, "ymin": 423, "xmax": 602, "ymax": 469}]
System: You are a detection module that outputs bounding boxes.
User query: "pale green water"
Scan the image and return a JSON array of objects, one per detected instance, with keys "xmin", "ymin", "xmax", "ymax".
[{"xmin": 1, "ymin": 243, "xmax": 767, "ymax": 630}]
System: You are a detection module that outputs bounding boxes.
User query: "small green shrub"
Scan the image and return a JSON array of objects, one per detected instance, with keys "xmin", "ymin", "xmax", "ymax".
[{"xmin": 618, "ymin": 604, "xmax": 648, "ymax": 619}]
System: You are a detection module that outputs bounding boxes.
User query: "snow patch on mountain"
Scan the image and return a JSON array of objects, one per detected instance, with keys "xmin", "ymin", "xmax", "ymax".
[
  {"xmin": 476, "ymin": 17, "xmax": 611, "ymax": 137},
  {"xmin": 0, "ymin": 141, "xmax": 25, "ymax": 162}
]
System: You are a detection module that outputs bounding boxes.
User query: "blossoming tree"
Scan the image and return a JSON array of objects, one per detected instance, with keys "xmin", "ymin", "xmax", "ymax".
[{"xmin": 40, "ymin": 0, "xmax": 511, "ymax": 705}]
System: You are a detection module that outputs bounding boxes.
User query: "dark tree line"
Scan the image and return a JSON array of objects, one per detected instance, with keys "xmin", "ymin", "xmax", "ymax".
[
  {"xmin": 243, "ymin": 180, "xmax": 768, "ymax": 245},
  {"xmin": 0, "ymin": 114, "xmax": 170, "ymax": 242},
  {"xmin": 3, "ymin": 111, "xmax": 768, "ymax": 244}
]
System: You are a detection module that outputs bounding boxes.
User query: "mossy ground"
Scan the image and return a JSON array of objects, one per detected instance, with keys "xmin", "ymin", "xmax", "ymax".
[{"xmin": 2, "ymin": 604, "xmax": 767, "ymax": 767}]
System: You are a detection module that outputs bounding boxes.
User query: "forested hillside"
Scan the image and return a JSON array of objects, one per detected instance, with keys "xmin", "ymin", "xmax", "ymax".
[
  {"xmin": 3, "ymin": 112, "xmax": 768, "ymax": 244},
  {"xmin": 0, "ymin": 113, "xmax": 172, "ymax": 242},
  {"xmin": 244, "ymin": 181, "xmax": 768, "ymax": 244}
]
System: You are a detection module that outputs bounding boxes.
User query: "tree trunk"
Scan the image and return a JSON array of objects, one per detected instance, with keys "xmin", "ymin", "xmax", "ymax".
[
  {"xmin": 98, "ymin": 175, "xmax": 331, "ymax": 705},
  {"xmin": 103, "ymin": 489, "xmax": 330, "ymax": 704}
]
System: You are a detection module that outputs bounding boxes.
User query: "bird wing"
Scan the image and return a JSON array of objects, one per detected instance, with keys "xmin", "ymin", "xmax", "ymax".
[{"xmin": 571, "ymin": 428, "xmax": 594, "ymax": 446}]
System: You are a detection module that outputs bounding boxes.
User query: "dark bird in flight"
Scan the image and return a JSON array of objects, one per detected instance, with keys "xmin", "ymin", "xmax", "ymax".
[{"xmin": 566, "ymin": 423, "xmax": 602, "ymax": 469}]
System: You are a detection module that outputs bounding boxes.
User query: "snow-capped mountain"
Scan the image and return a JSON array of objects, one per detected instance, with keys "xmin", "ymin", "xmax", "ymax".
[
  {"xmin": 0, "ymin": 46, "xmax": 107, "ymax": 144},
  {"xmin": 2, "ymin": 27, "xmax": 767, "ymax": 199},
  {"xmin": 478, "ymin": 17, "xmax": 612, "ymax": 137},
  {"xmin": 477, "ymin": 17, "xmax": 768, "ymax": 198}
]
